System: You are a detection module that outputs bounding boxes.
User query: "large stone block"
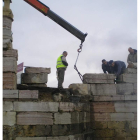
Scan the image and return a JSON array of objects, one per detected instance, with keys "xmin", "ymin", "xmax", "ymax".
[
  {"xmin": 124, "ymin": 68, "xmax": 137, "ymax": 74},
  {"xmin": 92, "ymin": 95, "xmax": 125, "ymax": 101},
  {"xmin": 114, "ymin": 102, "xmax": 137, "ymax": 113},
  {"xmin": 3, "ymin": 112, "xmax": 16, "ymax": 126},
  {"xmin": 3, "ymin": 49, "xmax": 18, "ymax": 60},
  {"xmin": 14, "ymin": 102, "xmax": 59, "ymax": 112},
  {"xmin": 91, "ymin": 113, "xmax": 111, "ymax": 121},
  {"xmin": 3, "ymin": 73, "xmax": 17, "ymax": 89},
  {"xmin": 21, "ymin": 73, "xmax": 48, "ymax": 84},
  {"xmin": 132, "ymin": 121, "xmax": 137, "ymax": 128},
  {"xmin": 116, "ymin": 83, "xmax": 134, "ymax": 95},
  {"xmin": 17, "ymin": 112, "xmax": 53, "ymax": 125},
  {"xmin": 59, "ymin": 102, "xmax": 75, "ymax": 112},
  {"xmin": 19, "ymin": 90, "xmax": 38, "ymax": 99},
  {"xmin": 71, "ymin": 112, "xmax": 79, "ymax": 123},
  {"xmin": 110, "ymin": 113, "xmax": 134, "ymax": 121},
  {"xmin": 3, "ymin": 101, "xmax": 13, "ymax": 111},
  {"xmin": 118, "ymin": 74, "xmax": 137, "ymax": 83},
  {"xmin": 3, "ymin": 90, "xmax": 18, "ymax": 98},
  {"xmin": 90, "ymin": 84, "xmax": 116, "ymax": 95},
  {"xmin": 54, "ymin": 113, "xmax": 71, "ymax": 124},
  {"xmin": 3, "ymin": 16, "xmax": 12, "ymax": 30},
  {"xmin": 90, "ymin": 102, "xmax": 115, "ymax": 113},
  {"xmin": 83, "ymin": 73, "xmax": 115, "ymax": 84},
  {"xmin": 69, "ymin": 84, "xmax": 90, "ymax": 95},
  {"xmin": 3, "ymin": 38, "xmax": 13, "ymax": 49},
  {"xmin": 125, "ymin": 95, "xmax": 137, "ymax": 101},
  {"xmin": 16, "ymin": 137, "xmax": 46, "ymax": 140},
  {"xmin": 25, "ymin": 67, "xmax": 51, "ymax": 74},
  {"xmin": 3, "ymin": 28, "xmax": 12, "ymax": 40},
  {"xmin": 3, "ymin": 57, "xmax": 17, "ymax": 73}
]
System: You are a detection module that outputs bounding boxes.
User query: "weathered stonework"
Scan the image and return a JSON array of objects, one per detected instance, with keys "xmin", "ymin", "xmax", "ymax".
[{"xmin": 3, "ymin": 49, "xmax": 18, "ymax": 60}]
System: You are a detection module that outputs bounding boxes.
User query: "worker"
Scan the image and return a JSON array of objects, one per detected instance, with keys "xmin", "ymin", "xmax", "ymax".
[
  {"xmin": 109, "ymin": 60, "xmax": 126, "ymax": 77},
  {"xmin": 127, "ymin": 47, "xmax": 137, "ymax": 68},
  {"xmin": 102, "ymin": 59, "xmax": 112, "ymax": 74},
  {"xmin": 56, "ymin": 51, "xmax": 68, "ymax": 92}
]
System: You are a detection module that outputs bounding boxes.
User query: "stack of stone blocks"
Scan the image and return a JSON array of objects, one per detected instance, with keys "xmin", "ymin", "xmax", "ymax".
[
  {"xmin": 3, "ymin": 0, "xmax": 18, "ymax": 90},
  {"xmin": 69, "ymin": 68, "xmax": 137, "ymax": 140},
  {"xmin": 21, "ymin": 67, "xmax": 51, "ymax": 87}
]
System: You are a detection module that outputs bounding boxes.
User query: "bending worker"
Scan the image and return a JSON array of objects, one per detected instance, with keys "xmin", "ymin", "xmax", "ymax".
[
  {"xmin": 102, "ymin": 59, "xmax": 112, "ymax": 74},
  {"xmin": 56, "ymin": 51, "xmax": 68, "ymax": 92},
  {"xmin": 109, "ymin": 60, "xmax": 126, "ymax": 78}
]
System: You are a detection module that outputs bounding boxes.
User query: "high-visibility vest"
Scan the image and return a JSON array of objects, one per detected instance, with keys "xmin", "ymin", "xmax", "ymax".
[{"xmin": 56, "ymin": 55, "xmax": 67, "ymax": 68}]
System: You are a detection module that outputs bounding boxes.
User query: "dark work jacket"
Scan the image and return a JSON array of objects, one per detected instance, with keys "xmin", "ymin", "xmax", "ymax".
[
  {"xmin": 102, "ymin": 62, "xmax": 112, "ymax": 74},
  {"xmin": 111, "ymin": 61, "xmax": 126, "ymax": 76}
]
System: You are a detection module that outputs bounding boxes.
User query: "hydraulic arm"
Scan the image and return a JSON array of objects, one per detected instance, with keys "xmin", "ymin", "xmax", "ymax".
[{"xmin": 24, "ymin": 0, "xmax": 87, "ymax": 43}]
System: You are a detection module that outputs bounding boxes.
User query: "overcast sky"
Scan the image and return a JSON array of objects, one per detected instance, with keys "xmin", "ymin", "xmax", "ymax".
[{"xmin": 9, "ymin": 0, "xmax": 137, "ymax": 88}]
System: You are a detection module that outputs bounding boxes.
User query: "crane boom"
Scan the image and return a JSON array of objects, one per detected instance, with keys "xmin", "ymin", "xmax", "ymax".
[{"xmin": 24, "ymin": 0, "xmax": 87, "ymax": 42}]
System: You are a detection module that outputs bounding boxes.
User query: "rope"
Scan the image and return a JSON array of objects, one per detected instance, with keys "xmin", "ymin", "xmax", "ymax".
[{"xmin": 74, "ymin": 42, "xmax": 84, "ymax": 83}]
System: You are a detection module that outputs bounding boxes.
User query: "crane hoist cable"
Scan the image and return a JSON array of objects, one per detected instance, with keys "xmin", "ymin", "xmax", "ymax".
[{"xmin": 74, "ymin": 42, "xmax": 84, "ymax": 83}]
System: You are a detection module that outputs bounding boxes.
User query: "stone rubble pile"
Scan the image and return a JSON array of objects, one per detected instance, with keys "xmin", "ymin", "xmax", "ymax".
[
  {"xmin": 3, "ymin": 0, "xmax": 18, "ymax": 89},
  {"xmin": 21, "ymin": 67, "xmax": 51, "ymax": 87}
]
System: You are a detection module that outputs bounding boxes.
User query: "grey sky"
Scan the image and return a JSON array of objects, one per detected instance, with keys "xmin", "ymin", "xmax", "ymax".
[{"xmin": 9, "ymin": 0, "xmax": 137, "ymax": 88}]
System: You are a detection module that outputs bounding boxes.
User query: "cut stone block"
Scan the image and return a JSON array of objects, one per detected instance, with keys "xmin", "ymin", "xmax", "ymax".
[
  {"xmin": 3, "ymin": 90, "xmax": 18, "ymax": 98},
  {"xmin": 132, "ymin": 121, "xmax": 137, "ymax": 128},
  {"xmin": 90, "ymin": 102, "xmax": 115, "ymax": 113},
  {"xmin": 59, "ymin": 102, "xmax": 75, "ymax": 112},
  {"xmin": 118, "ymin": 74, "xmax": 137, "ymax": 83},
  {"xmin": 3, "ymin": 57, "xmax": 17, "ymax": 73},
  {"xmin": 3, "ymin": 73, "xmax": 17, "ymax": 89},
  {"xmin": 3, "ymin": 28, "xmax": 12, "ymax": 40},
  {"xmin": 21, "ymin": 73, "xmax": 48, "ymax": 84},
  {"xmin": 83, "ymin": 73, "xmax": 115, "ymax": 84},
  {"xmin": 3, "ymin": 38, "xmax": 12, "ymax": 49},
  {"xmin": 116, "ymin": 83, "xmax": 134, "ymax": 95},
  {"xmin": 69, "ymin": 84, "xmax": 90, "ymax": 95},
  {"xmin": 71, "ymin": 112, "xmax": 79, "ymax": 123},
  {"xmin": 91, "ymin": 113, "xmax": 111, "ymax": 121},
  {"xmin": 90, "ymin": 84, "xmax": 116, "ymax": 95},
  {"xmin": 3, "ymin": 49, "xmax": 18, "ymax": 60},
  {"xmin": 25, "ymin": 67, "xmax": 51, "ymax": 74},
  {"xmin": 17, "ymin": 112, "xmax": 53, "ymax": 125},
  {"xmin": 114, "ymin": 101, "xmax": 137, "ymax": 113},
  {"xmin": 14, "ymin": 102, "xmax": 59, "ymax": 112},
  {"xmin": 3, "ymin": 101, "xmax": 13, "ymax": 111},
  {"xmin": 3, "ymin": 112, "xmax": 16, "ymax": 126},
  {"xmin": 19, "ymin": 90, "xmax": 38, "ymax": 99},
  {"xmin": 54, "ymin": 113, "xmax": 71, "ymax": 124},
  {"xmin": 124, "ymin": 68, "xmax": 137, "ymax": 74},
  {"xmin": 110, "ymin": 113, "xmax": 134, "ymax": 121},
  {"xmin": 16, "ymin": 138, "xmax": 46, "ymax": 140},
  {"xmin": 108, "ymin": 121, "xmax": 129, "ymax": 129},
  {"xmin": 125, "ymin": 95, "xmax": 137, "ymax": 101},
  {"xmin": 3, "ymin": 16, "xmax": 12, "ymax": 30},
  {"xmin": 92, "ymin": 95, "xmax": 125, "ymax": 101}
]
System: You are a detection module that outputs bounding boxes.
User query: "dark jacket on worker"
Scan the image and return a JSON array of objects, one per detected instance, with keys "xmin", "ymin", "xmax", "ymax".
[
  {"xmin": 111, "ymin": 61, "xmax": 126, "ymax": 76},
  {"xmin": 127, "ymin": 49, "xmax": 137, "ymax": 63},
  {"xmin": 102, "ymin": 62, "xmax": 112, "ymax": 74}
]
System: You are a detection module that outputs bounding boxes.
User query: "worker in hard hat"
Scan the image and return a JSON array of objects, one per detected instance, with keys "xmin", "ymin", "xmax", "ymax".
[
  {"xmin": 109, "ymin": 60, "xmax": 126, "ymax": 77},
  {"xmin": 127, "ymin": 47, "xmax": 137, "ymax": 68},
  {"xmin": 56, "ymin": 51, "xmax": 68, "ymax": 92}
]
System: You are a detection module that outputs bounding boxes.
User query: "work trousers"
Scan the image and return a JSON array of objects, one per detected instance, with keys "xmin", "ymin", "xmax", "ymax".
[{"xmin": 57, "ymin": 68, "xmax": 66, "ymax": 91}]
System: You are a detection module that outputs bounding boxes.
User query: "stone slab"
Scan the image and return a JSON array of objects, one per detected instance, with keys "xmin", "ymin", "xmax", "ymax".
[
  {"xmin": 3, "ymin": 90, "xmax": 18, "ymax": 98},
  {"xmin": 90, "ymin": 84, "xmax": 116, "ymax": 95},
  {"xmin": 3, "ymin": 49, "xmax": 18, "ymax": 60},
  {"xmin": 92, "ymin": 95, "xmax": 125, "ymax": 101},
  {"xmin": 3, "ymin": 112, "xmax": 16, "ymax": 126},
  {"xmin": 125, "ymin": 95, "xmax": 137, "ymax": 101},
  {"xmin": 83, "ymin": 73, "xmax": 115, "ymax": 84},
  {"xmin": 21, "ymin": 73, "xmax": 48, "ymax": 84},
  {"xmin": 17, "ymin": 112, "xmax": 53, "ymax": 125},
  {"xmin": 25, "ymin": 67, "xmax": 51, "ymax": 74},
  {"xmin": 3, "ymin": 72, "xmax": 17, "ymax": 89},
  {"xmin": 124, "ymin": 68, "xmax": 137, "ymax": 74},
  {"xmin": 116, "ymin": 83, "xmax": 134, "ymax": 95},
  {"xmin": 14, "ymin": 102, "xmax": 59, "ymax": 112},
  {"xmin": 110, "ymin": 113, "xmax": 134, "ymax": 121},
  {"xmin": 90, "ymin": 102, "xmax": 115, "ymax": 113},
  {"xmin": 59, "ymin": 102, "xmax": 75, "ymax": 112},
  {"xmin": 3, "ymin": 57, "xmax": 17, "ymax": 73},
  {"xmin": 19, "ymin": 90, "xmax": 38, "ymax": 99},
  {"xmin": 91, "ymin": 113, "xmax": 111, "ymax": 121},
  {"xmin": 16, "ymin": 138, "xmax": 46, "ymax": 140},
  {"xmin": 54, "ymin": 113, "xmax": 71, "ymax": 124},
  {"xmin": 69, "ymin": 84, "xmax": 90, "ymax": 95},
  {"xmin": 118, "ymin": 74, "xmax": 137, "ymax": 83},
  {"xmin": 3, "ymin": 101, "xmax": 13, "ymax": 111}
]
